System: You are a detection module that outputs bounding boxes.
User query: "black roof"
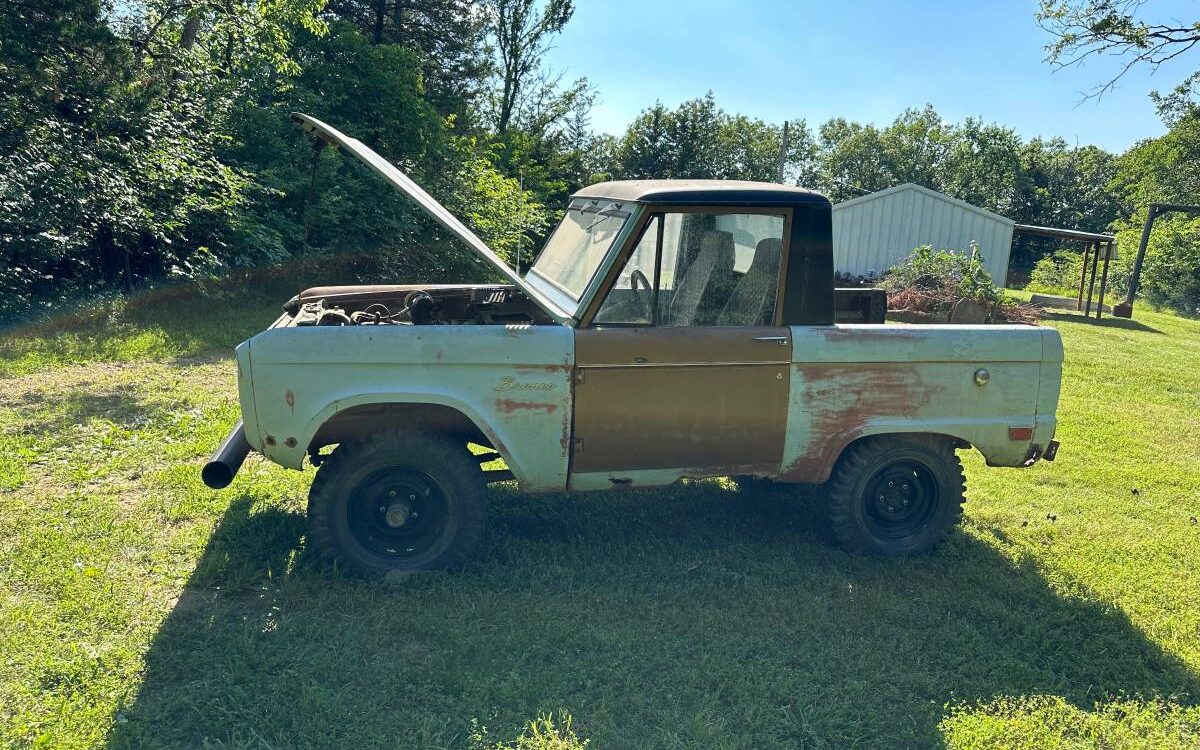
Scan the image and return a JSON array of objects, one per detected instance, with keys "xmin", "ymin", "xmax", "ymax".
[{"xmin": 573, "ymin": 179, "xmax": 830, "ymax": 208}]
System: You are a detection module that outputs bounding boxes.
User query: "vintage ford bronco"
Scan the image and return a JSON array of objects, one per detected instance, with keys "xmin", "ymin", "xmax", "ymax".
[{"xmin": 203, "ymin": 113, "xmax": 1062, "ymax": 574}]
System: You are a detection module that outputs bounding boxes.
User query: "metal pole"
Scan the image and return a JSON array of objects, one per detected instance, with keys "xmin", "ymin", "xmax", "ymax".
[
  {"xmin": 1115, "ymin": 202, "xmax": 1200, "ymax": 317},
  {"xmin": 1084, "ymin": 240, "xmax": 1100, "ymax": 315},
  {"xmin": 1119, "ymin": 205, "xmax": 1158, "ymax": 314},
  {"xmin": 1096, "ymin": 242, "xmax": 1112, "ymax": 319},
  {"xmin": 1076, "ymin": 243, "xmax": 1091, "ymax": 311}
]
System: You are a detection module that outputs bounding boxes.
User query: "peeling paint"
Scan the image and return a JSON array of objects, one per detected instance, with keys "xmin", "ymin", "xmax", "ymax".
[{"xmin": 494, "ymin": 398, "xmax": 558, "ymax": 415}]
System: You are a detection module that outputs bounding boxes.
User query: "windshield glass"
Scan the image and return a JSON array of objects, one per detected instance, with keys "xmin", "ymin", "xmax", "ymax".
[{"xmin": 527, "ymin": 200, "xmax": 630, "ymax": 300}]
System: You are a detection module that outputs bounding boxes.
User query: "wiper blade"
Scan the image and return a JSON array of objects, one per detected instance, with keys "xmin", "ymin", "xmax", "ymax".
[{"xmin": 583, "ymin": 202, "xmax": 625, "ymax": 231}]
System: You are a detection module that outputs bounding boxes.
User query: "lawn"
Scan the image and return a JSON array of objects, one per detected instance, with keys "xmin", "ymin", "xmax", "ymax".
[{"xmin": 1, "ymin": 282, "xmax": 1199, "ymax": 749}]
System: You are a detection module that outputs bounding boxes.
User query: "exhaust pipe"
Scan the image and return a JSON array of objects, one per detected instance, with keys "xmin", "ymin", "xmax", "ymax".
[{"xmin": 202, "ymin": 421, "xmax": 252, "ymax": 489}]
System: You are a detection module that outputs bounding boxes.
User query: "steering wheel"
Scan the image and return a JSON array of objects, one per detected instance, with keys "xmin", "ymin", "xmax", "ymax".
[{"xmin": 630, "ymin": 269, "xmax": 653, "ymax": 321}]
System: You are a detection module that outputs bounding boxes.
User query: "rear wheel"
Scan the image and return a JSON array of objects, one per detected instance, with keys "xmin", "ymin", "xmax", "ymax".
[
  {"xmin": 824, "ymin": 435, "xmax": 964, "ymax": 555},
  {"xmin": 307, "ymin": 430, "xmax": 486, "ymax": 575}
]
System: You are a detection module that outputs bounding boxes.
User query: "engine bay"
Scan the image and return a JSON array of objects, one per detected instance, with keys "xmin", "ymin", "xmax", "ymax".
[{"xmin": 281, "ymin": 284, "xmax": 554, "ymax": 327}]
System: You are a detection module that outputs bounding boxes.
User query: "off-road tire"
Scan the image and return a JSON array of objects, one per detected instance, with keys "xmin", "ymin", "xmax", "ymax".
[
  {"xmin": 824, "ymin": 435, "xmax": 965, "ymax": 555},
  {"xmin": 307, "ymin": 430, "xmax": 486, "ymax": 575}
]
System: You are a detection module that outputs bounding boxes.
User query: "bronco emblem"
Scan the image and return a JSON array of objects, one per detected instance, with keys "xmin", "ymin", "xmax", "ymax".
[{"xmin": 494, "ymin": 376, "xmax": 555, "ymax": 392}]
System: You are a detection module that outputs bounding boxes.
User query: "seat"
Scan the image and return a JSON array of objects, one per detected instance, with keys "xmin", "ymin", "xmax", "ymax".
[
  {"xmin": 668, "ymin": 229, "xmax": 735, "ymax": 326},
  {"xmin": 717, "ymin": 238, "xmax": 782, "ymax": 326}
]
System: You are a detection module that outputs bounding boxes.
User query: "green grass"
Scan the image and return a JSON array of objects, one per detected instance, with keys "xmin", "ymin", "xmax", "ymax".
[{"xmin": 2, "ymin": 282, "xmax": 1199, "ymax": 749}]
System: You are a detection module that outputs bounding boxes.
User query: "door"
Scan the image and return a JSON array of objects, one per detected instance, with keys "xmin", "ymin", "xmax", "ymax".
[{"xmin": 571, "ymin": 209, "xmax": 792, "ymax": 476}]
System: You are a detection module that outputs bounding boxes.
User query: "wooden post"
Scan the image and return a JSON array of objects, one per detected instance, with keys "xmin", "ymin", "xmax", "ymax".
[
  {"xmin": 1096, "ymin": 242, "xmax": 1112, "ymax": 320},
  {"xmin": 1084, "ymin": 240, "xmax": 1100, "ymax": 315},
  {"xmin": 1076, "ymin": 243, "xmax": 1091, "ymax": 311}
]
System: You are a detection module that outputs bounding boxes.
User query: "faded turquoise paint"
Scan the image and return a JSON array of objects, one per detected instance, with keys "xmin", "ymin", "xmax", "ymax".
[
  {"xmin": 780, "ymin": 324, "xmax": 1062, "ymax": 483},
  {"xmin": 241, "ymin": 320, "xmax": 1061, "ymax": 491},
  {"xmin": 240, "ymin": 324, "xmax": 575, "ymax": 491}
]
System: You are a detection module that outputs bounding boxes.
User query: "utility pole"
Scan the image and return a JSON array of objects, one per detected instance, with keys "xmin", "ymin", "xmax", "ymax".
[
  {"xmin": 516, "ymin": 173, "xmax": 524, "ymax": 272},
  {"xmin": 777, "ymin": 121, "xmax": 789, "ymax": 184}
]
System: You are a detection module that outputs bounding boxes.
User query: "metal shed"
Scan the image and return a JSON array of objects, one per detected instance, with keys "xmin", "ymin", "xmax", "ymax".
[{"xmin": 832, "ymin": 183, "xmax": 1015, "ymax": 285}]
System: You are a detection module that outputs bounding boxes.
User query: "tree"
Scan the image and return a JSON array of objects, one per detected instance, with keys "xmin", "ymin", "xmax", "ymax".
[
  {"xmin": 610, "ymin": 94, "xmax": 813, "ymax": 184},
  {"xmin": 323, "ymin": 0, "xmax": 490, "ymax": 120},
  {"xmin": 1037, "ymin": 0, "xmax": 1200, "ymax": 98},
  {"xmin": 483, "ymin": 0, "xmax": 574, "ymax": 135},
  {"xmin": 1108, "ymin": 110, "xmax": 1200, "ymax": 316}
]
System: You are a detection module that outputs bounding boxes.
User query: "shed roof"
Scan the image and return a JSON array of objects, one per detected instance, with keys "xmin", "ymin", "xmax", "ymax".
[
  {"xmin": 1013, "ymin": 223, "xmax": 1115, "ymax": 243},
  {"xmin": 574, "ymin": 180, "xmax": 830, "ymax": 208},
  {"xmin": 834, "ymin": 182, "xmax": 1015, "ymax": 227}
]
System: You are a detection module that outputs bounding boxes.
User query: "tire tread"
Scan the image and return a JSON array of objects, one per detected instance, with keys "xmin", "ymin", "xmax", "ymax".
[{"xmin": 307, "ymin": 430, "xmax": 486, "ymax": 575}]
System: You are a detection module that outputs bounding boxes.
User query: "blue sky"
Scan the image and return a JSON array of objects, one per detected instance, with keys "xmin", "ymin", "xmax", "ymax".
[{"xmin": 544, "ymin": 0, "xmax": 1199, "ymax": 152}]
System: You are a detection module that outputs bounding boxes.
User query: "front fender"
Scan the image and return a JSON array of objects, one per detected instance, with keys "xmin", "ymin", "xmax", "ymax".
[{"xmin": 244, "ymin": 324, "xmax": 574, "ymax": 492}]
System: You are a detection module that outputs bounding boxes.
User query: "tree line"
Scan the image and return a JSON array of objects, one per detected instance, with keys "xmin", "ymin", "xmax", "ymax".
[{"xmin": 1, "ymin": 0, "xmax": 1197, "ymax": 320}]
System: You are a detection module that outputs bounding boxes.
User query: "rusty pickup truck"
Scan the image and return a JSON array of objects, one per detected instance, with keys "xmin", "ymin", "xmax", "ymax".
[{"xmin": 203, "ymin": 113, "xmax": 1062, "ymax": 575}]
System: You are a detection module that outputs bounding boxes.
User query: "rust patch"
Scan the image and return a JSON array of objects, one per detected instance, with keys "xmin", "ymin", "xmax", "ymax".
[
  {"xmin": 560, "ymin": 407, "xmax": 573, "ymax": 458},
  {"xmin": 781, "ymin": 364, "xmax": 941, "ymax": 483},
  {"xmin": 494, "ymin": 398, "xmax": 558, "ymax": 415},
  {"xmin": 679, "ymin": 463, "xmax": 779, "ymax": 480},
  {"xmin": 285, "ymin": 389, "xmax": 295, "ymax": 412},
  {"xmin": 817, "ymin": 326, "xmax": 923, "ymax": 347}
]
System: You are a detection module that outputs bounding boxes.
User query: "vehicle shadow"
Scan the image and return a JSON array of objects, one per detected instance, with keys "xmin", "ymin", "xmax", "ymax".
[{"xmin": 106, "ymin": 483, "xmax": 1198, "ymax": 749}]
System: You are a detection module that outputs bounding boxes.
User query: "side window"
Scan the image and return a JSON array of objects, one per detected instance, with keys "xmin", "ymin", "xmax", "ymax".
[
  {"xmin": 658, "ymin": 212, "xmax": 785, "ymax": 327},
  {"xmin": 593, "ymin": 216, "xmax": 660, "ymax": 325}
]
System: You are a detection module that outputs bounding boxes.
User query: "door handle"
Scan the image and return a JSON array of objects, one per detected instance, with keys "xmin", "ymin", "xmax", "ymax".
[{"xmin": 752, "ymin": 336, "xmax": 789, "ymax": 344}]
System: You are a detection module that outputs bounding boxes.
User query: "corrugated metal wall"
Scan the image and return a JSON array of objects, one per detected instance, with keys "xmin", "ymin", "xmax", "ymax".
[{"xmin": 832, "ymin": 184, "xmax": 1015, "ymax": 285}]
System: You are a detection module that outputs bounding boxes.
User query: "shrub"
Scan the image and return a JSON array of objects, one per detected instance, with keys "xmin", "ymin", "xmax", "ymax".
[
  {"xmin": 1027, "ymin": 250, "xmax": 1084, "ymax": 296},
  {"xmin": 1141, "ymin": 233, "xmax": 1200, "ymax": 318},
  {"xmin": 883, "ymin": 244, "xmax": 1036, "ymax": 323},
  {"xmin": 1026, "ymin": 247, "xmax": 1133, "ymax": 303}
]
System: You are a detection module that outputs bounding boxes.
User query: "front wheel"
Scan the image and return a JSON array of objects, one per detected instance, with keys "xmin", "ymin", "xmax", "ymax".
[
  {"xmin": 307, "ymin": 430, "xmax": 487, "ymax": 575},
  {"xmin": 824, "ymin": 435, "xmax": 965, "ymax": 555}
]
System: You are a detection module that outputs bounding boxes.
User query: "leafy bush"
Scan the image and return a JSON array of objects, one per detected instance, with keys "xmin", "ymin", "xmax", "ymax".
[
  {"xmin": 1027, "ymin": 250, "xmax": 1084, "ymax": 296},
  {"xmin": 1026, "ymin": 247, "xmax": 1133, "ymax": 303},
  {"xmin": 883, "ymin": 244, "xmax": 1035, "ymax": 323},
  {"xmin": 1140, "ymin": 226, "xmax": 1200, "ymax": 318},
  {"xmin": 883, "ymin": 244, "xmax": 1003, "ymax": 302}
]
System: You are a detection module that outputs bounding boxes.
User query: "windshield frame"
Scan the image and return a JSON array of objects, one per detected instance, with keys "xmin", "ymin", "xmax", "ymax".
[{"xmin": 525, "ymin": 198, "xmax": 638, "ymax": 319}]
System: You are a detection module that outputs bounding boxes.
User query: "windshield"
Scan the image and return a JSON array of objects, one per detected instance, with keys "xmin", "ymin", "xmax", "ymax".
[{"xmin": 527, "ymin": 199, "xmax": 630, "ymax": 300}]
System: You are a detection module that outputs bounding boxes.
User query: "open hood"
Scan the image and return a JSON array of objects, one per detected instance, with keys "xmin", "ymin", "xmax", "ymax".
[{"xmin": 291, "ymin": 113, "xmax": 566, "ymax": 323}]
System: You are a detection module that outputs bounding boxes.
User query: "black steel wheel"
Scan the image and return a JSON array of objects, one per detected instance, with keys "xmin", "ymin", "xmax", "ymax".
[
  {"xmin": 308, "ymin": 430, "xmax": 486, "ymax": 575},
  {"xmin": 824, "ymin": 435, "xmax": 964, "ymax": 555}
]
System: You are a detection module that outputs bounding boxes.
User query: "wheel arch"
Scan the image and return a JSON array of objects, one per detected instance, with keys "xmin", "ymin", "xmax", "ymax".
[
  {"xmin": 300, "ymin": 394, "xmax": 521, "ymax": 479},
  {"xmin": 785, "ymin": 426, "xmax": 973, "ymax": 485}
]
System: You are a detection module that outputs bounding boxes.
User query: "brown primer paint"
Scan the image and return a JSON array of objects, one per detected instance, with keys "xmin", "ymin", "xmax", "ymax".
[{"xmin": 572, "ymin": 326, "xmax": 791, "ymax": 473}]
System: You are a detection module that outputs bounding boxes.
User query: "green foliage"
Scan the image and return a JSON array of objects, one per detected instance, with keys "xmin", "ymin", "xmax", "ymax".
[
  {"xmin": 1139, "ymin": 219, "xmax": 1200, "ymax": 317},
  {"xmin": 444, "ymin": 152, "xmax": 547, "ymax": 265},
  {"xmin": 1037, "ymin": 1, "xmax": 1200, "ymax": 100},
  {"xmin": 470, "ymin": 714, "xmax": 589, "ymax": 750},
  {"xmin": 612, "ymin": 93, "xmax": 814, "ymax": 182},
  {"xmin": 1109, "ymin": 111, "xmax": 1200, "ymax": 318},
  {"xmin": 883, "ymin": 244, "xmax": 1003, "ymax": 304},
  {"xmin": 1028, "ymin": 250, "xmax": 1085, "ymax": 296},
  {"xmin": 882, "ymin": 245, "xmax": 1033, "ymax": 323}
]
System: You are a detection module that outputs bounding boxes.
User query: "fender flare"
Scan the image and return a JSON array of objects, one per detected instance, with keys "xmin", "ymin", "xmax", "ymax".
[{"xmin": 294, "ymin": 391, "xmax": 530, "ymax": 482}]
